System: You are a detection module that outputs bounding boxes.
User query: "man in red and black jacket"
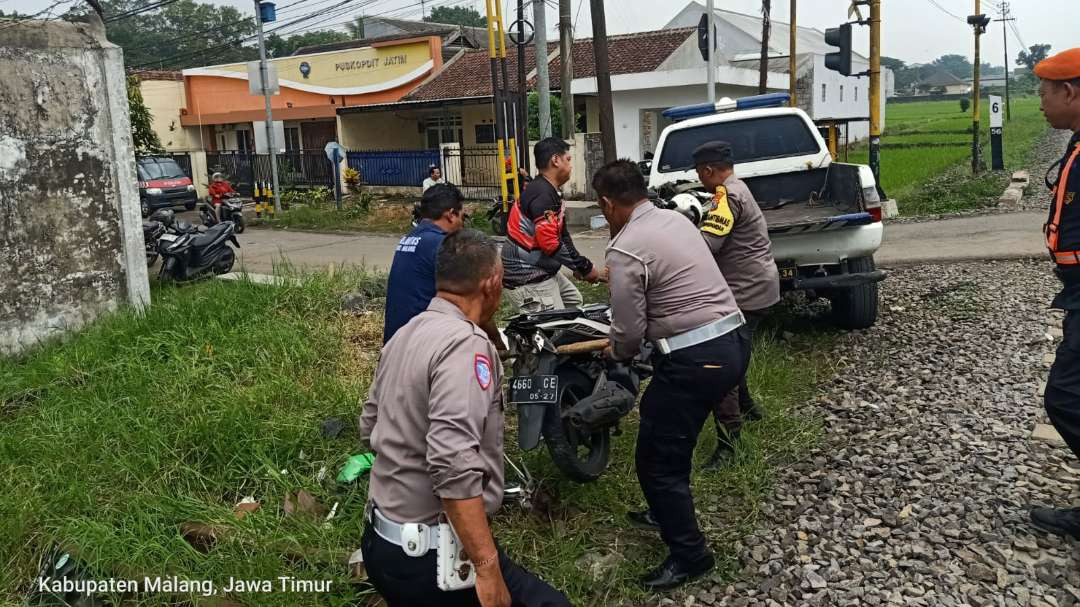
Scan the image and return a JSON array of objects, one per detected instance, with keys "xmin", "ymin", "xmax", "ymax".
[{"xmin": 502, "ymin": 138, "xmax": 604, "ymax": 312}]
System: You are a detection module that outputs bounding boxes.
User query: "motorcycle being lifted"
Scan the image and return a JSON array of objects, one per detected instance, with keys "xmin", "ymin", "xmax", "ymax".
[{"xmin": 504, "ymin": 304, "xmax": 651, "ymax": 483}]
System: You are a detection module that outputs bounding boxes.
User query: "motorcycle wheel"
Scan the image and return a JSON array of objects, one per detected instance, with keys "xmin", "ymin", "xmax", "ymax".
[
  {"xmin": 213, "ymin": 247, "xmax": 236, "ymax": 275},
  {"xmin": 234, "ymin": 214, "xmax": 246, "ymax": 234},
  {"xmin": 542, "ymin": 366, "xmax": 611, "ymax": 483}
]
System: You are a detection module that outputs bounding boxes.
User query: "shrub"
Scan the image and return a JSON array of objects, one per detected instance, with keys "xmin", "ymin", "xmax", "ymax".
[{"xmin": 960, "ymin": 97, "xmax": 970, "ymax": 113}]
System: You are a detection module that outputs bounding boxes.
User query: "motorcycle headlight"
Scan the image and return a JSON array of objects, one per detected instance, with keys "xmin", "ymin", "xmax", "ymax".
[
  {"xmin": 145, "ymin": 188, "xmax": 163, "ymax": 195},
  {"xmin": 186, "ymin": 185, "xmax": 196, "ymax": 192}
]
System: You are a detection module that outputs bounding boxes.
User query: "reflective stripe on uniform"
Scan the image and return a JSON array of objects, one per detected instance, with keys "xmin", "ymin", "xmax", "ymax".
[
  {"xmin": 1054, "ymin": 251, "xmax": 1080, "ymax": 265},
  {"xmin": 1047, "ymin": 143, "xmax": 1080, "ymax": 251}
]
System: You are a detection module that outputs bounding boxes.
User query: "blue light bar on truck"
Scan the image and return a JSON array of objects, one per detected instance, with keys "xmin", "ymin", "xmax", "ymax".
[{"xmin": 662, "ymin": 92, "xmax": 792, "ymax": 119}]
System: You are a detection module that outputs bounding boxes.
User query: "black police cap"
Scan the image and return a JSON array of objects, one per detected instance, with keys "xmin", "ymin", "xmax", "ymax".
[{"xmin": 691, "ymin": 141, "xmax": 734, "ymax": 166}]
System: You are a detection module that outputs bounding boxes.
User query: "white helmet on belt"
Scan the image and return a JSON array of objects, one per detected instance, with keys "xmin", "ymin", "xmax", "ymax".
[{"xmin": 670, "ymin": 193, "xmax": 704, "ymax": 226}]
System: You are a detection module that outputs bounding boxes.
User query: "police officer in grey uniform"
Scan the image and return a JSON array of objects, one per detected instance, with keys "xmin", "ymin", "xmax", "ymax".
[
  {"xmin": 694, "ymin": 141, "xmax": 780, "ymax": 467},
  {"xmin": 593, "ymin": 160, "xmax": 750, "ymax": 591},
  {"xmin": 360, "ymin": 229, "xmax": 569, "ymax": 607}
]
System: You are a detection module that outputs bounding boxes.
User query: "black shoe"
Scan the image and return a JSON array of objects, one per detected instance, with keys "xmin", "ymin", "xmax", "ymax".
[
  {"xmin": 1030, "ymin": 506, "xmax": 1080, "ymax": 540},
  {"xmin": 742, "ymin": 401, "xmax": 764, "ymax": 422},
  {"xmin": 627, "ymin": 509, "xmax": 660, "ymax": 530},
  {"xmin": 640, "ymin": 554, "xmax": 715, "ymax": 591},
  {"xmin": 703, "ymin": 441, "xmax": 735, "ymax": 470}
]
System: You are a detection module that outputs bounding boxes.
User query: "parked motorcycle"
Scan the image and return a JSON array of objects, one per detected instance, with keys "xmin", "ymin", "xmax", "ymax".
[
  {"xmin": 504, "ymin": 304, "xmax": 651, "ymax": 483},
  {"xmin": 157, "ymin": 221, "xmax": 239, "ymax": 282},
  {"xmin": 143, "ymin": 219, "xmax": 165, "ymax": 266},
  {"xmin": 200, "ymin": 193, "xmax": 246, "ymax": 233}
]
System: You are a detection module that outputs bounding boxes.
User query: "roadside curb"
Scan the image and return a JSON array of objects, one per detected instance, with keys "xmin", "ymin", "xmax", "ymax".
[
  {"xmin": 876, "ymin": 253, "xmax": 1044, "ymax": 268},
  {"xmin": 999, "ymin": 170, "xmax": 1031, "ymax": 209}
]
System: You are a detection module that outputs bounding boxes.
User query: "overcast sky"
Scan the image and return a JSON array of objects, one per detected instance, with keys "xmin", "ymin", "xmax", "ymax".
[{"xmin": 14, "ymin": 0, "xmax": 1076, "ymax": 66}]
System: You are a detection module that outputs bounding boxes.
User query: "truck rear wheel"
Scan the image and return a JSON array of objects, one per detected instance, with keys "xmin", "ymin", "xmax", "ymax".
[{"xmin": 829, "ymin": 256, "xmax": 879, "ymax": 330}]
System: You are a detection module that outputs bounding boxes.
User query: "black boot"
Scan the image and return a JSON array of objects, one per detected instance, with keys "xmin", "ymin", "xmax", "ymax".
[
  {"xmin": 703, "ymin": 430, "xmax": 738, "ymax": 471},
  {"xmin": 640, "ymin": 554, "xmax": 715, "ymax": 591},
  {"xmin": 1030, "ymin": 506, "xmax": 1080, "ymax": 540},
  {"xmin": 742, "ymin": 400, "xmax": 764, "ymax": 422},
  {"xmin": 627, "ymin": 509, "xmax": 660, "ymax": 530}
]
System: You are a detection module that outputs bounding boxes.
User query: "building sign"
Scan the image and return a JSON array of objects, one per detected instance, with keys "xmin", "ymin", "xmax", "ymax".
[
  {"xmin": 183, "ymin": 41, "xmax": 434, "ymax": 97},
  {"xmin": 335, "ymin": 54, "xmax": 408, "ymax": 72}
]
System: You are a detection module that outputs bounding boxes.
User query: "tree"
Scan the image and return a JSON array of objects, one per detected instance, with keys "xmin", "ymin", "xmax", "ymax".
[
  {"xmin": 127, "ymin": 75, "xmax": 163, "ymax": 155},
  {"xmin": 266, "ymin": 30, "xmax": 352, "ymax": 57},
  {"xmin": 1017, "ymin": 44, "xmax": 1051, "ymax": 71},
  {"xmin": 97, "ymin": 0, "xmax": 258, "ymax": 70},
  {"xmin": 931, "ymin": 54, "xmax": 973, "ymax": 79},
  {"xmin": 424, "ymin": 5, "xmax": 485, "ymax": 27},
  {"xmin": 758, "ymin": 0, "xmax": 770, "ymax": 94},
  {"xmin": 345, "ymin": 15, "xmax": 365, "ymax": 39},
  {"xmin": 528, "ymin": 92, "xmax": 565, "ymax": 141},
  {"xmin": 960, "ymin": 97, "xmax": 970, "ymax": 113},
  {"xmin": 880, "ymin": 56, "xmax": 906, "ymax": 72}
]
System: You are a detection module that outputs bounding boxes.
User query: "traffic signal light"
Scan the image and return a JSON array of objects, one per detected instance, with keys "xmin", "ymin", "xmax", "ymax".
[
  {"xmin": 824, "ymin": 23, "xmax": 853, "ymax": 76},
  {"xmin": 967, "ymin": 14, "xmax": 990, "ymax": 33}
]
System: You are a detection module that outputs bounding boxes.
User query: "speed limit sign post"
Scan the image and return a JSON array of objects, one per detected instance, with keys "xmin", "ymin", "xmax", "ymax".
[{"xmin": 989, "ymin": 95, "xmax": 1004, "ymax": 171}]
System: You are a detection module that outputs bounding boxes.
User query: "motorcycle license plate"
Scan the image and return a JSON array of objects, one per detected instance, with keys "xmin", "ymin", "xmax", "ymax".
[
  {"xmin": 508, "ymin": 375, "xmax": 559, "ymax": 405},
  {"xmin": 159, "ymin": 234, "xmax": 178, "ymax": 242}
]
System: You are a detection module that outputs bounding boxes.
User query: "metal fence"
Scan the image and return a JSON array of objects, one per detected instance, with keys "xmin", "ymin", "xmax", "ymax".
[
  {"xmin": 345, "ymin": 149, "xmax": 441, "ymax": 188},
  {"xmin": 205, "ymin": 151, "xmax": 334, "ymax": 196},
  {"xmin": 440, "ymin": 146, "xmax": 502, "ymax": 200},
  {"xmin": 166, "ymin": 153, "xmax": 192, "ymax": 179}
]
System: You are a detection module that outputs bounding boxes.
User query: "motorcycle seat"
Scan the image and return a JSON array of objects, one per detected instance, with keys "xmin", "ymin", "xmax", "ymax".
[{"xmin": 190, "ymin": 223, "xmax": 230, "ymax": 248}]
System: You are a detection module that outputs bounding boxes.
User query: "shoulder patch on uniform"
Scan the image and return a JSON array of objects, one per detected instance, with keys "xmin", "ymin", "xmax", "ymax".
[
  {"xmin": 701, "ymin": 186, "xmax": 734, "ymax": 237},
  {"xmin": 1067, "ymin": 192, "xmax": 1076, "ymax": 206},
  {"xmin": 475, "ymin": 354, "xmax": 492, "ymax": 390}
]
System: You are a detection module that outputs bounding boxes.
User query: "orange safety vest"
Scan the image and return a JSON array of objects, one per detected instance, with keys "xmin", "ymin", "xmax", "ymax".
[{"xmin": 1046, "ymin": 142, "xmax": 1080, "ymax": 265}]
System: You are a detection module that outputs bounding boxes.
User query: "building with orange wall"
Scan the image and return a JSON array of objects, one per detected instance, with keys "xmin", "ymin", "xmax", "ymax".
[{"xmin": 178, "ymin": 35, "xmax": 443, "ymax": 154}]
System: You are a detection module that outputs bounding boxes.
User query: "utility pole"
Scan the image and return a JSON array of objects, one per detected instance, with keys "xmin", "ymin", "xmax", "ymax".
[
  {"xmin": 706, "ymin": 0, "xmax": 716, "ymax": 104},
  {"xmin": 789, "ymin": 0, "xmax": 796, "ymax": 107},
  {"xmin": 758, "ymin": 0, "xmax": 771, "ymax": 94},
  {"xmin": 254, "ymin": 0, "xmax": 281, "ymax": 214},
  {"xmin": 590, "ymin": 0, "xmax": 616, "ymax": 162},
  {"xmin": 868, "ymin": 0, "xmax": 881, "ymax": 182},
  {"xmin": 559, "ymin": 0, "xmax": 575, "ymax": 138},
  {"xmin": 994, "ymin": 2, "xmax": 1013, "ymax": 121},
  {"xmin": 533, "ymin": 0, "xmax": 552, "ymax": 138},
  {"xmin": 969, "ymin": 3, "xmax": 989, "ymax": 174},
  {"xmin": 516, "ymin": 0, "xmax": 530, "ymax": 171}
]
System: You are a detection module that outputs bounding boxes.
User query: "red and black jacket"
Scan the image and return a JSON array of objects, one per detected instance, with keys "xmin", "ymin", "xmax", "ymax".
[{"xmin": 502, "ymin": 177, "xmax": 593, "ymax": 288}]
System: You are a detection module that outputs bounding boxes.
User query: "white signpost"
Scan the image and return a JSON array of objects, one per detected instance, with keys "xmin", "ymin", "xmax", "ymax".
[{"xmin": 989, "ymin": 94, "xmax": 1004, "ymax": 170}]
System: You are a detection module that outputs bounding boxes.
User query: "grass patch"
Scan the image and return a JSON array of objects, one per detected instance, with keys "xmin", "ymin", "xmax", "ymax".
[
  {"xmin": 252, "ymin": 191, "xmax": 494, "ymax": 236},
  {"xmin": 1, "ymin": 274, "xmax": 839, "ymax": 606},
  {"xmin": 849, "ymin": 96, "xmax": 1049, "ymax": 216}
]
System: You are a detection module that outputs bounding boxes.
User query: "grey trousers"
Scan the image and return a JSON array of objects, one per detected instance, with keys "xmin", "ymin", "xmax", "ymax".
[{"xmin": 505, "ymin": 273, "xmax": 583, "ymax": 313}]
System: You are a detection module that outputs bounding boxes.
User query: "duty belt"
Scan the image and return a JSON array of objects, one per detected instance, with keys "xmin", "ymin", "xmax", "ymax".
[
  {"xmin": 370, "ymin": 507, "xmax": 439, "ymax": 556},
  {"xmin": 653, "ymin": 311, "xmax": 745, "ymax": 355}
]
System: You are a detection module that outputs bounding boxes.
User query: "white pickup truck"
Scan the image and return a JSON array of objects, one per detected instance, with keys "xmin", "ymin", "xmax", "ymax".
[{"xmin": 647, "ymin": 96, "xmax": 886, "ymax": 329}]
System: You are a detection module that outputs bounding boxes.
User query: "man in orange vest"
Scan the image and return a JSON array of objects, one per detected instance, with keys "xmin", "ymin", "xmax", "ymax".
[{"xmin": 1029, "ymin": 48, "xmax": 1080, "ymax": 540}]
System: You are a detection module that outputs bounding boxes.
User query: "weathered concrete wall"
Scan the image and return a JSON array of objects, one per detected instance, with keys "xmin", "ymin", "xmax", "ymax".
[{"xmin": 0, "ymin": 17, "xmax": 149, "ymax": 356}]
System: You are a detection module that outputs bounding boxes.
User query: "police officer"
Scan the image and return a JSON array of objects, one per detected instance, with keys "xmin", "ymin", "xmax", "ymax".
[
  {"xmin": 593, "ymin": 160, "xmax": 750, "ymax": 590},
  {"xmin": 693, "ymin": 141, "xmax": 780, "ymax": 468},
  {"xmin": 384, "ymin": 184, "xmax": 503, "ymax": 349},
  {"xmin": 361, "ymin": 230, "xmax": 570, "ymax": 607},
  {"xmin": 1028, "ymin": 48, "xmax": 1080, "ymax": 540}
]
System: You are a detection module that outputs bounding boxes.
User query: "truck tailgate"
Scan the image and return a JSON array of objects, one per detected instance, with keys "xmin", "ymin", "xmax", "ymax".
[{"xmin": 765, "ymin": 203, "xmax": 874, "ymax": 235}]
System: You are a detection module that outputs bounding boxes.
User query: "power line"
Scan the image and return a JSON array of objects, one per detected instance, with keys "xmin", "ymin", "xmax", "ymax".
[
  {"xmin": 105, "ymin": 0, "xmax": 180, "ymax": 22},
  {"xmin": 0, "ymin": 0, "xmax": 79, "ymax": 29},
  {"xmin": 923, "ymin": 0, "xmax": 965, "ymax": 22}
]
